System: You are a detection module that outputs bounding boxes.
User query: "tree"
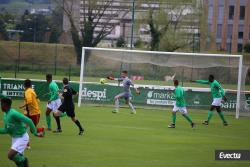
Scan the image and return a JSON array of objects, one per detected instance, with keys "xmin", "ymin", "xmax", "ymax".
[
  {"xmin": 138, "ymin": 0, "xmax": 197, "ymax": 51},
  {"xmin": 244, "ymin": 43, "xmax": 250, "ymax": 53},
  {"xmin": 0, "ymin": 16, "xmax": 8, "ymax": 40},
  {"xmin": 55, "ymin": 0, "xmax": 125, "ymax": 64},
  {"xmin": 16, "ymin": 11, "xmax": 51, "ymax": 42},
  {"xmin": 48, "ymin": 7, "xmax": 64, "ymax": 43},
  {"xmin": 116, "ymin": 36, "xmax": 126, "ymax": 47}
]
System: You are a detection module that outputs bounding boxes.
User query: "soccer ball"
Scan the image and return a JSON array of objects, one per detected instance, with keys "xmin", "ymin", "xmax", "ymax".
[{"xmin": 100, "ymin": 78, "xmax": 106, "ymax": 84}]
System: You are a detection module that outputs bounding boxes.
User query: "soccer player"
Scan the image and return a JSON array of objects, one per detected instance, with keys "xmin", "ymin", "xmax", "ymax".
[
  {"xmin": 20, "ymin": 79, "xmax": 45, "ymax": 132},
  {"xmin": 168, "ymin": 80, "xmax": 195, "ymax": 128},
  {"xmin": 194, "ymin": 74, "xmax": 228, "ymax": 126},
  {"xmin": 45, "ymin": 74, "xmax": 63, "ymax": 132},
  {"xmin": 107, "ymin": 70, "xmax": 140, "ymax": 114},
  {"xmin": 19, "ymin": 79, "xmax": 45, "ymax": 148},
  {"xmin": 54, "ymin": 78, "xmax": 84, "ymax": 135},
  {"xmin": 0, "ymin": 97, "xmax": 41, "ymax": 167}
]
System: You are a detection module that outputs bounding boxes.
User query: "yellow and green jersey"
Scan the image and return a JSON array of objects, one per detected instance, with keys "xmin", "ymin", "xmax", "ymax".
[
  {"xmin": 49, "ymin": 81, "xmax": 59, "ymax": 101},
  {"xmin": 175, "ymin": 86, "xmax": 186, "ymax": 107},
  {"xmin": 0, "ymin": 108, "xmax": 37, "ymax": 137},
  {"xmin": 195, "ymin": 80, "xmax": 225, "ymax": 98}
]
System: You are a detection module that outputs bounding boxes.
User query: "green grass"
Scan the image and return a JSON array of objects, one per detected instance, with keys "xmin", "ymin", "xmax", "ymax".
[{"xmin": 0, "ymin": 100, "xmax": 250, "ymax": 167}]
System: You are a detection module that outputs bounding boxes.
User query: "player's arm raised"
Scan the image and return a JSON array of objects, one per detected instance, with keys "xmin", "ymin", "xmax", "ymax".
[
  {"xmin": 193, "ymin": 80, "xmax": 210, "ymax": 84},
  {"xmin": 107, "ymin": 76, "xmax": 115, "ymax": 80}
]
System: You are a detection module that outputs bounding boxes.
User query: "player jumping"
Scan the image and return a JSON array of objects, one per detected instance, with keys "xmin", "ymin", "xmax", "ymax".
[
  {"xmin": 54, "ymin": 78, "xmax": 84, "ymax": 135},
  {"xmin": 107, "ymin": 70, "xmax": 140, "ymax": 114},
  {"xmin": 45, "ymin": 74, "xmax": 64, "ymax": 132},
  {"xmin": 0, "ymin": 97, "xmax": 42, "ymax": 167},
  {"xmin": 194, "ymin": 75, "xmax": 228, "ymax": 126},
  {"xmin": 168, "ymin": 80, "xmax": 195, "ymax": 128}
]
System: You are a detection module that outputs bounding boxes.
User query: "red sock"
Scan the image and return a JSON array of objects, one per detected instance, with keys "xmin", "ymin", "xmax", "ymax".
[{"xmin": 37, "ymin": 127, "xmax": 44, "ymax": 133}]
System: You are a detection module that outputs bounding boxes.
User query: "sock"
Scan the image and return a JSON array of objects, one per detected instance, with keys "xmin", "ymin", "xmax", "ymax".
[
  {"xmin": 172, "ymin": 113, "xmax": 176, "ymax": 124},
  {"xmin": 54, "ymin": 116, "xmax": 61, "ymax": 130},
  {"xmin": 115, "ymin": 99, "xmax": 119, "ymax": 111},
  {"xmin": 182, "ymin": 114, "xmax": 193, "ymax": 124},
  {"xmin": 12, "ymin": 153, "xmax": 25, "ymax": 165},
  {"xmin": 218, "ymin": 111, "xmax": 227, "ymax": 123},
  {"xmin": 128, "ymin": 102, "xmax": 136, "ymax": 112},
  {"xmin": 60, "ymin": 112, "xmax": 67, "ymax": 117},
  {"xmin": 207, "ymin": 111, "xmax": 214, "ymax": 123},
  {"xmin": 74, "ymin": 120, "xmax": 84, "ymax": 131},
  {"xmin": 46, "ymin": 115, "xmax": 51, "ymax": 129},
  {"xmin": 37, "ymin": 127, "xmax": 44, "ymax": 133}
]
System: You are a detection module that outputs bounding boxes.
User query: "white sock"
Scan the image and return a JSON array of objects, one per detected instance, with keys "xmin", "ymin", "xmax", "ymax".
[
  {"xmin": 115, "ymin": 99, "xmax": 119, "ymax": 111},
  {"xmin": 128, "ymin": 102, "xmax": 136, "ymax": 113}
]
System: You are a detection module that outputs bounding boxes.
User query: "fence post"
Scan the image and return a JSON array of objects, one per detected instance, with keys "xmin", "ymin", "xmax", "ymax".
[
  {"xmin": 68, "ymin": 65, "xmax": 71, "ymax": 81},
  {"xmin": 181, "ymin": 68, "xmax": 184, "ymax": 86},
  {"xmin": 17, "ymin": 40, "xmax": 21, "ymax": 72},
  {"xmin": 54, "ymin": 43, "xmax": 57, "ymax": 75},
  {"xmin": 14, "ymin": 60, "xmax": 17, "ymax": 78}
]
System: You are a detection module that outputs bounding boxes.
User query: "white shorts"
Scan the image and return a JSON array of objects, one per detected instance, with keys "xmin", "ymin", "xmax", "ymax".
[
  {"xmin": 11, "ymin": 132, "xmax": 29, "ymax": 154},
  {"xmin": 212, "ymin": 98, "xmax": 222, "ymax": 107},
  {"xmin": 172, "ymin": 104, "xmax": 187, "ymax": 114},
  {"xmin": 47, "ymin": 98, "xmax": 62, "ymax": 112}
]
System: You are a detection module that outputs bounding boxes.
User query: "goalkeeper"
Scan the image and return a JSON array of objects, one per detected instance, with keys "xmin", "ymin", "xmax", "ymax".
[
  {"xmin": 107, "ymin": 70, "xmax": 139, "ymax": 114},
  {"xmin": 194, "ymin": 75, "xmax": 228, "ymax": 126}
]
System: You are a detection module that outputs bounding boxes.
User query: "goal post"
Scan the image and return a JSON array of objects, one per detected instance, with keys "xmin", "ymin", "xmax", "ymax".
[
  {"xmin": 236, "ymin": 55, "xmax": 243, "ymax": 119},
  {"xmin": 78, "ymin": 47, "xmax": 247, "ymax": 118}
]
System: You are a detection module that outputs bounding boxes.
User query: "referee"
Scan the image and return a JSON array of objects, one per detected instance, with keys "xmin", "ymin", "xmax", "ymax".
[{"xmin": 54, "ymin": 78, "xmax": 84, "ymax": 135}]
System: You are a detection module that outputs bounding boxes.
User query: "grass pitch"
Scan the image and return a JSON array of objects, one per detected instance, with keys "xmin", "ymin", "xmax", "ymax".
[{"xmin": 0, "ymin": 101, "xmax": 250, "ymax": 167}]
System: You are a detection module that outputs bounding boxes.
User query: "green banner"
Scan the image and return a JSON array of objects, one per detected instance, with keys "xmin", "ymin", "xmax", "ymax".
[{"xmin": 0, "ymin": 78, "xmax": 249, "ymax": 111}]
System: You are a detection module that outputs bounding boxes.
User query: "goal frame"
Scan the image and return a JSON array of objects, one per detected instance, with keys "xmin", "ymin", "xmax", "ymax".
[{"xmin": 78, "ymin": 47, "xmax": 243, "ymax": 119}]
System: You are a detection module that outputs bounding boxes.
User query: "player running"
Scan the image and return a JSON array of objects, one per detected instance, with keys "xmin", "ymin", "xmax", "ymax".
[
  {"xmin": 45, "ymin": 74, "xmax": 64, "ymax": 132},
  {"xmin": 107, "ymin": 70, "xmax": 140, "ymax": 114},
  {"xmin": 20, "ymin": 79, "xmax": 45, "ymax": 133},
  {"xmin": 19, "ymin": 79, "xmax": 45, "ymax": 148},
  {"xmin": 194, "ymin": 75, "xmax": 228, "ymax": 126},
  {"xmin": 53, "ymin": 78, "xmax": 84, "ymax": 135},
  {"xmin": 168, "ymin": 80, "xmax": 195, "ymax": 128},
  {"xmin": 0, "ymin": 97, "xmax": 42, "ymax": 167}
]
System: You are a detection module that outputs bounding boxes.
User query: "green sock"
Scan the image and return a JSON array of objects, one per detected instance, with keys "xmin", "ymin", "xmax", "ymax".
[
  {"xmin": 12, "ymin": 153, "xmax": 25, "ymax": 165},
  {"xmin": 60, "ymin": 112, "xmax": 67, "ymax": 118},
  {"xmin": 218, "ymin": 112, "xmax": 227, "ymax": 123},
  {"xmin": 207, "ymin": 111, "xmax": 214, "ymax": 123},
  {"xmin": 182, "ymin": 114, "xmax": 193, "ymax": 124},
  {"xmin": 46, "ymin": 115, "xmax": 51, "ymax": 129},
  {"xmin": 172, "ymin": 113, "xmax": 176, "ymax": 124}
]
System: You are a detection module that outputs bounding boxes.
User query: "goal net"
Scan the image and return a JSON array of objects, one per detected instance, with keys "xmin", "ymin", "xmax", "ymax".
[{"xmin": 78, "ymin": 47, "xmax": 249, "ymax": 118}]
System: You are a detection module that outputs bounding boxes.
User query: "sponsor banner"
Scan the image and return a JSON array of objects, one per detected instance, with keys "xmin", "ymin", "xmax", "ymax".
[{"xmin": 0, "ymin": 78, "xmax": 249, "ymax": 111}]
